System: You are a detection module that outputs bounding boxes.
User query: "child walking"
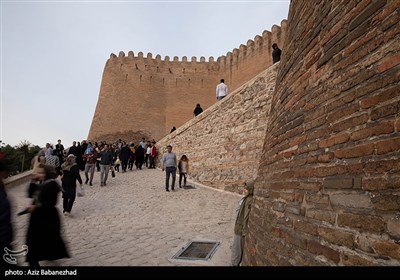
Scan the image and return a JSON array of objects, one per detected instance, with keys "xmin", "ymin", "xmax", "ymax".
[
  {"xmin": 178, "ymin": 155, "xmax": 189, "ymax": 188},
  {"xmin": 114, "ymin": 156, "xmax": 121, "ymax": 172}
]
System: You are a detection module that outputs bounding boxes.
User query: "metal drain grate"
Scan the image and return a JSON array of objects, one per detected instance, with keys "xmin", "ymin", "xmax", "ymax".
[
  {"xmin": 173, "ymin": 241, "xmax": 220, "ymax": 260},
  {"xmin": 183, "ymin": 185, "xmax": 195, "ymax": 189}
]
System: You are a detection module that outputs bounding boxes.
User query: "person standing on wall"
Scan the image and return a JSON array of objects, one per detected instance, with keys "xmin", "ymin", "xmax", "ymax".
[
  {"xmin": 161, "ymin": 145, "xmax": 177, "ymax": 192},
  {"xmin": 231, "ymin": 181, "xmax": 254, "ymax": 266},
  {"xmin": 272, "ymin": 43, "xmax": 282, "ymax": 63},
  {"xmin": 193, "ymin": 104, "xmax": 203, "ymax": 117},
  {"xmin": 216, "ymin": 79, "xmax": 228, "ymax": 101}
]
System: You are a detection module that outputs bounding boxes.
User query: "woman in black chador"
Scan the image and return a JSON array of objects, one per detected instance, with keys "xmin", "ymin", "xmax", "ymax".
[
  {"xmin": 25, "ymin": 164, "xmax": 69, "ymax": 267},
  {"xmin": 135, "ymin": 144, "xmax": 145, "ymax": 170}
]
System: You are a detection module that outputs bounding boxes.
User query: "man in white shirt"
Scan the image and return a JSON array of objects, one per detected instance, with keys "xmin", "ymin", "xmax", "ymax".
[{"xmin": 216, "ymin": 79, "xmax": 228, "ymax": 101}]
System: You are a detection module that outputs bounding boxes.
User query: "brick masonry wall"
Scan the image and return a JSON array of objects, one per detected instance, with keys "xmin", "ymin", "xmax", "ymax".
[
  {"xmin": 245, "ymin": 0, "xmax": 400, "ymax": 265},
  {"xmin": 88, "ymin": 23, "xmax": 286, "ymax": 143},
  {"xmin": 88, "ymin": 53, "xmax": 218, "ymax": 143},
  {"xmin": 155, "ymin": 64, "xmax": 278, "ymax": 192}
]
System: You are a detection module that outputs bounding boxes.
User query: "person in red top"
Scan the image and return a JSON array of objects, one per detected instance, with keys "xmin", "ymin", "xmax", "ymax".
[{"xmin": 149, "ymin": 141, "xmax": 157, "ymax": 169}]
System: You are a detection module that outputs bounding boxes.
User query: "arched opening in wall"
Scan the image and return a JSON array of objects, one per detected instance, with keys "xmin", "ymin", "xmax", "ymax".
[
  {"xmin": 135, "ymin": 64, "xmax": 139, "ymax": 70},
  {"xmin": 157, "ymin": 66, "xmax": 159, "ymax": 73},
  {"xmin": 188, "ymin": 78, "xmax": 191, "ymax": 87},
  {"xmin": 201, "ymin": 79, "xmax": 203, "ymax": 88},
  {"xmin": 195, "ymin": 68, "xmax": 197, "ymax": 73},
  {"xmin": 183, "ymin": 68, "xmax": 185, "ymax": 74},
  {"xmin": 140, "ymin": 75, "xmax": 142, "ymax": 84},
  {"xmin": 176, "ymin": 78, "xmax": 178, "ymax": 87}
]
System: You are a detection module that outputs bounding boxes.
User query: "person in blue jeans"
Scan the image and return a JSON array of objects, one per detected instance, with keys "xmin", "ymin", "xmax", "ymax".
[{"xmin": 161, "ymin": 145, "xmax": 177, "ymax": 192}]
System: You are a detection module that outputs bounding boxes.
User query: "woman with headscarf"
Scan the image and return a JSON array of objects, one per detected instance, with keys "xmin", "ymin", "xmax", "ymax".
[
  {"xmin": 231, "ymin": 181, "xmax": 254, "ymax": 266},
  {"xmin": 25, "ymin": 164, "xmax": 69, "ymax": 267},
  {"xmin": 31, "ymin": 150, "xmax": 46, "ymax": 178},
  {"xmin": 61, "ymin": 154, "xmax": 82, "ymax": 216}
]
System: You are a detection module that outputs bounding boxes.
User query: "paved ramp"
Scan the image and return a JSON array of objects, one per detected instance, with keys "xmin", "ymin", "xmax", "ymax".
[{"xmin": 7, "ymin": 168, "xmax": 240, "ymax": 266}]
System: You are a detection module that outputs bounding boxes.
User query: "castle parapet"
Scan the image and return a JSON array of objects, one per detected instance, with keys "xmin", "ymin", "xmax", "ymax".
[
  {"xmin": 103, "ymin": 22, "xmax": 286, "ymax": 92},
  {"xmin": 216, "ymin": 21, "xmax": 286, "ymax": 68},
  {"xmin": 106, "ymin": 21, "xmax": 286, "ymax": 69}
]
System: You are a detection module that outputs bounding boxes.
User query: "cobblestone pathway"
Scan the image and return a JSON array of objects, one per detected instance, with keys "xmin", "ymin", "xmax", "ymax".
[{"xmin": 7, "ymin": 168, "xmax": 240, "ymax": 266}]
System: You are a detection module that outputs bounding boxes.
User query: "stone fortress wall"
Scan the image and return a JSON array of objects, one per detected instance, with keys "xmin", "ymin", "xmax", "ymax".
[{"xmin": 156, "ymin": 63, "xmax": 279, "ymax": 193}]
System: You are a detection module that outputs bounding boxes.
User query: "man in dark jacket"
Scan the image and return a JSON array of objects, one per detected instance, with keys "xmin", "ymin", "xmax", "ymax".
[
  {"xmin": 99, "ymin": 144, "xmax": 113, "ymax": 186},
  {"xmin": 193, "ymin": 104, "xmax": 203, "ymax": 116},
  {"xmin": 231, "ymin": 181, "xmax": 254, "ymax": 266},
  {"xmin": 55, "ymin": 139, "xmax": 65, "ymax": 165},
  {"xmin": 272, "ymin": 43, "xmax": 282, "ymax": 63}
]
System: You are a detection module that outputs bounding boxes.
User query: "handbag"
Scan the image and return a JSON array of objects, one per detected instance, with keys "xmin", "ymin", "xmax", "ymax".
[
  {"xmin": 77, "ymin": 185, "xmax": 85, "ymax": 197},
  {"xmin": 111, "ymin": 169, "xmax": 115, "ymax": 178}
]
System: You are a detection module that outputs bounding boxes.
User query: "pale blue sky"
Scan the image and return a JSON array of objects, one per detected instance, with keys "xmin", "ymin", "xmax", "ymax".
[{"xmin": 1, "ymin": 0, "xmax": 289, "ymax": 148}]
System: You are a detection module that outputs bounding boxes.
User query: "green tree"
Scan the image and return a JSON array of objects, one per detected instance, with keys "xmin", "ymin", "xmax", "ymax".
[
  {"xmin": 16, "ymin": 140, "xmax": 31, "ymax": 172},
  {"xmin": 1, "ymin": 141, "xmax": 42, "ymax": 176},
  {"xmin": 1, "ymin": 144, "xmax": 20, "ymax": 175}
]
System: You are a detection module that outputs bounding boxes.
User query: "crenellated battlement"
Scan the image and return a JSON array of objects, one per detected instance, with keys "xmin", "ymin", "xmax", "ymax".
[
  {"xmin": 107, "ymin": 19, "xmax": 287, "ymax": 70},
  {"xmin": 109, "ymin": 50, "xmax": 218, "ymax": 65}
]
